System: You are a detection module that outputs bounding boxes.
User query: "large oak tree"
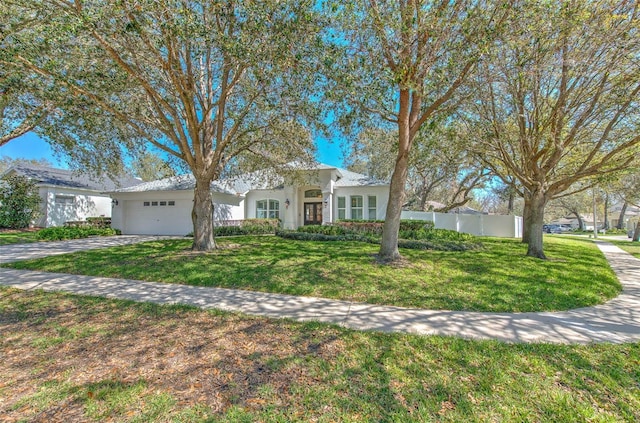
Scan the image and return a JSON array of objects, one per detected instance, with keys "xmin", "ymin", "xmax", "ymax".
[
  {"xmin": 469, "ymin": 0, "xmax": 640, "ymax": 258},
  {"xmin": 3, "ymin": 0, "xmax": 318, "ymax": 250},
  {"xmin": 326, "ymin": 0, "xmax": 510, "ymax": 262}
]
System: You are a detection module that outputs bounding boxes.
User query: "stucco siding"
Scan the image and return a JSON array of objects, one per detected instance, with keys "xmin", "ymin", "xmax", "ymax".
[{"xmin": 39, "ymin": 187, "xmax": 112, "ymax": 227}]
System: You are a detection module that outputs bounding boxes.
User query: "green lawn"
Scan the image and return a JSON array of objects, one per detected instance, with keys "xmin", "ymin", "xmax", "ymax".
[
  {"xmin": 0, "ymin": 229, "xmax": 40, "ymax": 245},
  {"xmin": 1, "ymin": 288, "xmax": 638, "ymax": 422},
  {"xmin": 3, "ymin": 235, "xmax": 620, "ymax": 312}
]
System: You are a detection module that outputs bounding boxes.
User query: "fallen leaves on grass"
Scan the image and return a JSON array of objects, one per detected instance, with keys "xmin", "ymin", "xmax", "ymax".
[{"xmin": 0, "ymin": 290, "xmax": 345, "ymax": 421}]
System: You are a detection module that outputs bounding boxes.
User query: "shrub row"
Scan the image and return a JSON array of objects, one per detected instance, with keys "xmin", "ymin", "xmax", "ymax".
[
  {"xmin": 36, "ymin": 226, "xmax": 120, "ymax": 241},
  {"xmin": 336, "ymin": 219, "xmax": 434, "ymax": 231},
  {"xmin": 191, "ymin": 219, "xmax": 280, "ymax": 237},
  {"xmin": 398, "ymin": 228, "xmax": 475, "ymax": 242},
  {"xmin": 278, "ymin": 229, "xmax": 481, "ymax": 252},
  {"xmin": 299, "ymin": 221, "xmax": 470, "ymax": 243}
]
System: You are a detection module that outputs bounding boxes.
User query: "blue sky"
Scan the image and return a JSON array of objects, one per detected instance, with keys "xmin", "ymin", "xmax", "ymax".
[{"xmin": 0, "ymin": 133, "xmax": 345, "ymax": 170}]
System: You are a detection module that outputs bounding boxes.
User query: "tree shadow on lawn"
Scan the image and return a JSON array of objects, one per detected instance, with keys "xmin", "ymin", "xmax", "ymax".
[
  {"xmin": 438, "ymin": 238, "xmax": 621, "ymax": 312},
  {"xmin": 2, "ymin": 236, "xmax": 620, "ymax": 312},
  {"xmin": 3, "ymin": 289, "xmax": 640, "ymax": 422}
]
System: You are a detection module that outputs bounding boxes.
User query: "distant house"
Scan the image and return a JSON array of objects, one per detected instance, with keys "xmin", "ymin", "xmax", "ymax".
[
  {"xmin": 610, "ymin": 203, "xmax": 640, "ymax": 230},
  {"xmin": 1, "ymin": 164, "xmax": 141, "ymax": 227},
  {"xmin": 108, "ymin": 163, "xmax": 389, "ymax": 236}
]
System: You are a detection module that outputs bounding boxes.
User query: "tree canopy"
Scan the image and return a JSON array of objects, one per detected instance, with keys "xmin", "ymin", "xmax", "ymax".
[
  {"xmin": 3, "ymin": 0, "xmax": 320, "ymax": 250},
  {"xmin": 467, "ymin": 0, "xmax": 640, "ymax": 258}
]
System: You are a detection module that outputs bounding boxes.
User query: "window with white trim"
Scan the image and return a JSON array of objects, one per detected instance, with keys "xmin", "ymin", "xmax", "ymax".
[
  {"xmin": 337, "ymin": 196, "xmax": 346, "ymax": 220},
  {"xmin": 256, "ymin": 199, "xmax": 280, "ymax": 219},
  {"xmin": 350, "ymin": 196, "xmax": 363, "ymax": 220},
  {"xmin": 304, "ymin": 189, "xmax": 322, "ymax": 199},
  {"xmin": 368, "ymin": 196, "xmax": 377, "ymax": 220}
]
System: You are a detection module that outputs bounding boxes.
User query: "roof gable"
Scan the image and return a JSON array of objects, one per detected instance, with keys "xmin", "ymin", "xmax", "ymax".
[
  {"xmin": 3, "ymin": 164, "xmax": 142, "ymax": 192},
  {"xmin": 110, "ymin": 162, "xmax": 387, "ymax": 194}
]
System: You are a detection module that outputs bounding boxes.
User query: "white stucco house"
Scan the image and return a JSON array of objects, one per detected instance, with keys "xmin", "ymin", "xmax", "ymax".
[
  {"xmin": 1, "ymin": 164, "xmax": 142, "ymax": 227},
  {"xmin": 108, "ymin": 163, "xmax": 390, "ymax": 236}
]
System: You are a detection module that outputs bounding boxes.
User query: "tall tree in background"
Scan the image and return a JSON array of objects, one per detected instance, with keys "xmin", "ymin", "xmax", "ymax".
[
  {"xmin": 345, "ymin": 125, "xmax": 488, "ymax": 211},
  {"xmin": 130, "ymin": 151, "xmax": 176, "ymax": 182},
  {"xmin": 327, "ymin": 0, "xmax": 510, "ymax": 262},
  {"xmin": 0, "ymin": 175, "xmax": 41, "ymax": 229},
  {"xmin": 4, "ymin": 1, "xmax": 318, "ymax": 250},
  {"xmin": 469, "ymin": 0, "xmax": 640, "ymax": 258},
  {"xmin": 0, "ymin": 157, "xmax": 52, "ymax": 174}
]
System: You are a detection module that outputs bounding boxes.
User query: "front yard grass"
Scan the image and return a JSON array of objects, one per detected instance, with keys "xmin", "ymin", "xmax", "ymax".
[
  {"xmin": 0, "ymin": 229, "xmax": 40, "ymax": 245},
  {"xmin": 1, "ymin": 288, "xmax": 638, "ymax": 422},
  {"xmin": 610, "ymin": 239, "xmax": 640, "ymax": 259},
  {"xmin": 3, "ymin": 235, "xmax": 620, "ymax": 312}
]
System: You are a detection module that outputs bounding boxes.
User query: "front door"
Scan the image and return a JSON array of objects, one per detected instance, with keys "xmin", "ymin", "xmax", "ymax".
[{"xmin": 304, "ymin": 202, "xmax": 323, "ymax": 225}]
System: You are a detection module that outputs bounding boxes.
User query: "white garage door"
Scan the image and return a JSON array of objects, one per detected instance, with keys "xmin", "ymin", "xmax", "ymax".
[{"xmin": 124, "ymin": 200, "xmax": 192, "ymax": 236}]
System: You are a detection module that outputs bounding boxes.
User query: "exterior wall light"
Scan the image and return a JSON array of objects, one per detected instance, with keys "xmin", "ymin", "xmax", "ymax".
[
  {"xmin": 285, "ymin": 198, "xmax": 290, "ymax": 208},
  {"xmin": 112, "ymin": 199, "xmax": 119, "ymax": 206}
]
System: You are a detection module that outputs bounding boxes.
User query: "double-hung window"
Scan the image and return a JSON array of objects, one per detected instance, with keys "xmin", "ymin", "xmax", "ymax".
[
  {"xmin": 350, "ymin": 196, "xmax": 363, "ymax": 220},
  {"xmin": 256, "ymin": 199, "xmax": 280, "ymax": 219},
  {"xmin": 337, "ymin": 196, "xmax": 346, "ymax": 220},
  {"xmin": 368, "ymin": 196, "xmax": 377, "ymax": 220}
]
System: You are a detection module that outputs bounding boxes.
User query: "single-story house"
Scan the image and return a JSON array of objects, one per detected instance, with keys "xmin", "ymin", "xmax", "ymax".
[
  {"xmin": 1, "ymin": 164, "xmax": 142, "ymax": 227},
  {"xmin": 108, "ymin": 163, "xmax": 390, "ymax": 236}
]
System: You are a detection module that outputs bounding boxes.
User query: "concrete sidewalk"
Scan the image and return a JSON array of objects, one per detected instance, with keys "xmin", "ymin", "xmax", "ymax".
[{"xmin": 1, "ymin": 238, "xmax": 639, "ymax": 344}]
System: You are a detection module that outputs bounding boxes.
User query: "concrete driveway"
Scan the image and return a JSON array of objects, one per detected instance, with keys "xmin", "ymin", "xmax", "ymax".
[{"xmin": 0, "ymin": 235, "xmax": 176, "ymax": 264}]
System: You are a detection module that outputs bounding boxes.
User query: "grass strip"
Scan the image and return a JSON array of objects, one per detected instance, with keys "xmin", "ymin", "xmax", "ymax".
[
  {"xmin": 1, "ymin": 288, "xmax": 638, "ymax": 422},
  {"xmin": 2, "ymin": 235, "xmax": 620, "ymax": 312}
]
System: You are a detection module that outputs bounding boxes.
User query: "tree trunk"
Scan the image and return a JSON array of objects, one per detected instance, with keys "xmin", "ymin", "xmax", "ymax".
[
  {"xmin": 523, "ymin": 190, "xmax": 547, "ymax": 259},
  {"xmin": 507, "ymin": 191, "xmax": 514, "ymax": 215},
  {"xmin": 616, "ymin": 201, "xmax": 628, "ymax": 230},
  {"xmin": 573, "ymin": 212, "xmax": 584, "ymax": 231},
  {"xmin": 192, "ymin": 176, "xmax": 216, "ymax": 251},
  {"xmin": 521, "ymin": 198, "xmax": 532, "ymax": 244},
  {"xmin": 379, "ymin": 88, "xmax": 413, "ymax": 263},
  {"xmin": 633, "ymin": 222, "xmax": 640, "ymax": 242},
  {"xmin": 603, "ymin": 194, "xmax": 609, "ymax": 230},
  {"xmin": 378, "ymin": 151, "xmax": 409, "ymax": 262}
]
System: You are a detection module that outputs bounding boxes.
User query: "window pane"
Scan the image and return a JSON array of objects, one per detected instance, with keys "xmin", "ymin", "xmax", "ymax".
[
  {"xmin": 352, "ymin": 209, "xmax": 363, "ymax": 220},
  {"xmin": 351, "ymin": 196, "xmax": 362, "ymax": 207},
  {"xmin": 338, "ymin": 209, "xmax": 346, "ymax": 219},
  {"xmin": 368, "ymin": 196, "xmax": 376, "ymax": 208},
  {"xmin": 305, "ymin": 189, "xmax": 322, "ymax": 198},
  {"xmin": 269, "ymin": 200, "xmax": 279, "ymax": 211},
  {"xmin": 337, "ymin": 197, "xmax": 345, "ymax": 208}
]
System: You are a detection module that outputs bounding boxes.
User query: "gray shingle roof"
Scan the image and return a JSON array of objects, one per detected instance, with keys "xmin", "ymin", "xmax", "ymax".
[
  {"xmin": 110, "ymin": 163, "xmax": 387, "ymax": 195},
  {"xmin": 112, "ymin": 173, "xmax": 236, "ymax": 195},
  {"xmin": 4, "ymin": 164, "xmax": 142, "ymax": 192}
]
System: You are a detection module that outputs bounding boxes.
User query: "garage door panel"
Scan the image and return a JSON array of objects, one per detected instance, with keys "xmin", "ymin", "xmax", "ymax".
[{"xmin": 124, "ymin": 200, "xmax": 192, "ymax": 235}]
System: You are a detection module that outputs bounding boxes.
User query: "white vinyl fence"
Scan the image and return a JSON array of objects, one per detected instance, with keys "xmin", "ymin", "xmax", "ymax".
[{"xmin": 400, "ymin": 211, "xmax": 523, "ymax": 238}]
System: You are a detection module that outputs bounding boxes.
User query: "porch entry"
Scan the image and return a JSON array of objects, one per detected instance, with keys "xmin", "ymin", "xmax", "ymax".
[{"xmin": 304, "ymin": 202, "xmax": 322, "ymax": 225}]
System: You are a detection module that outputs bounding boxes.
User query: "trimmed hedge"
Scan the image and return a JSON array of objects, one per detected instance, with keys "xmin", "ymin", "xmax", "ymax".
[
  {"xmin": 298, "ymin": 221, "xmax": 472, "ymax": 243},
  {"xmin": 186, "ymin": 219, "xmax": 280, "ymax": 237},
  {"xmin": 36, "ymin": 227, "xmax": 120, "ymax": 241},
  {"xmin": 398, "ymin": 228, "xmax": 475, "ymax": 242},
  {"xmin": 277, "ymin": 229, "xmax": 482, "ymax": 252},
  {"xmin": 336, "ymin": 219, "xmax": 434, "ymax": 231}
]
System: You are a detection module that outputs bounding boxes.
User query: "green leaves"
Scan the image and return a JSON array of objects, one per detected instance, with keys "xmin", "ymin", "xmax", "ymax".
[{"xmin": 0, "ymin": 174, "xmax": 41, "ymax": 229}]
